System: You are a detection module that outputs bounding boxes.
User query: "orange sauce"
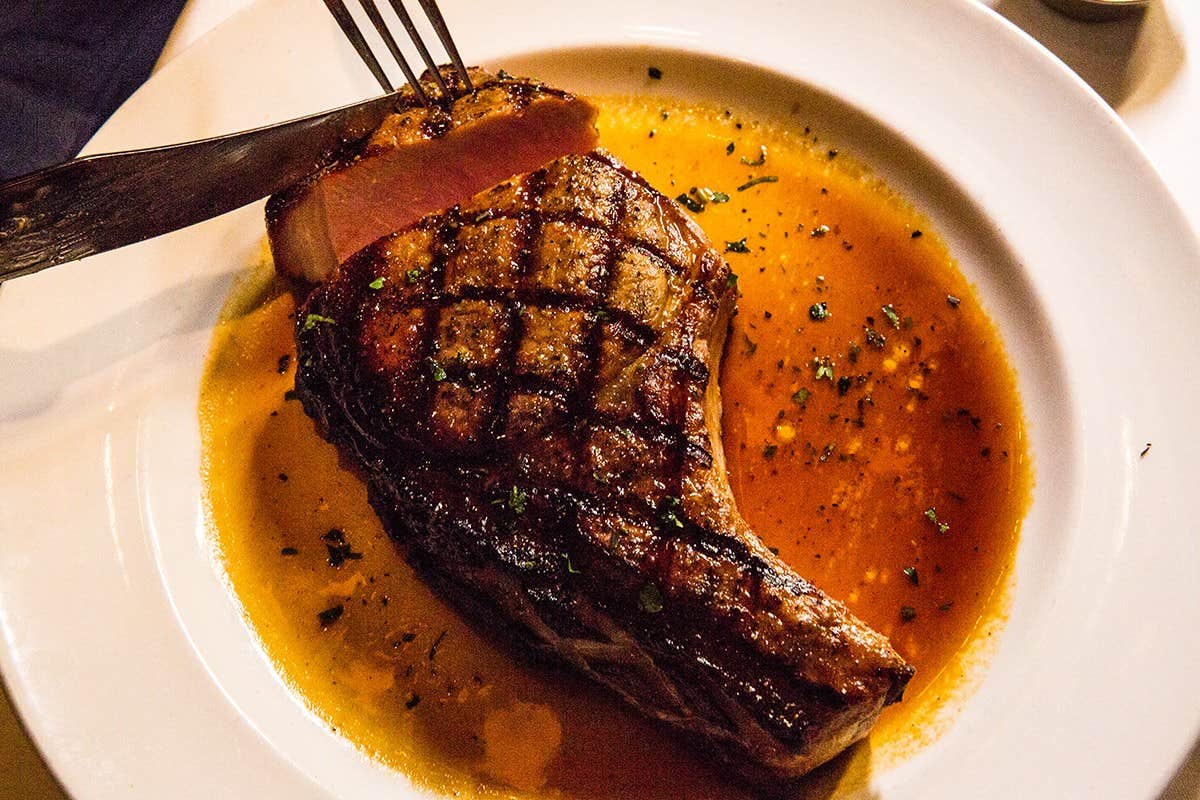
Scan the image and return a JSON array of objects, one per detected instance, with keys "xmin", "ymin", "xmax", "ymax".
[{"xmin": 201, "ymin": 95, "xmax": 1030, "ymax": 798}]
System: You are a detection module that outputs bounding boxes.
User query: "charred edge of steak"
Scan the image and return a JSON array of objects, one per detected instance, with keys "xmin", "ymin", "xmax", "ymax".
[{"xmin": 293, "ymin": 151, "xmax": 914, "ymax": 784}]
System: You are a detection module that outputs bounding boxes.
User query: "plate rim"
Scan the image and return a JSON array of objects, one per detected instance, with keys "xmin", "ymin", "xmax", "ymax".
[{"xmin": 1, "ymin": 0, "xmax": 1199, "ymax": 797}]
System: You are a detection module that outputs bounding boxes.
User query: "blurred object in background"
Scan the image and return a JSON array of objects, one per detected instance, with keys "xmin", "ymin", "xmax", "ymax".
[
  {"xmin": 1042, "ymin": 0, "xmax": 1149, "ymax": 22},
  {"xmin": 0, "ymin": 0, "xmax": 187, "ymax": 181}
]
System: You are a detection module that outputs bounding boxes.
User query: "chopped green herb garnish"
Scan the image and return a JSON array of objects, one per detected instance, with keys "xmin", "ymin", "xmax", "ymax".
[
  {"xmin": 367, "ymin": 277, "xmax": 385, "ymax": 291},
  {"xmin": 675, "ymin": 192, "xmax": 705, "ymax": 213},
  {"xmin": 697, "ymin": 187, "xmax": 730, "ymax": 203},
  {"xmin": 792, "ymin": 387, "xmax": 811, "ymax": 406},
  {"xmin": 405, "ymin": 268, "xmax": 423, "ymax": 284},
  {"xmin": 741, "ymin": 332, "xmax": 758, "ymax": 356},
  {"xmin": 813, "ymin": 357, "xmax": 835, "ymax": 381},
  {"xmin": 737, "ymin": 175, "xmax": 778, "ymax": 191},
  {"xmin": 881, "ymin": 304, "xmax": 902, "ymax": 329},
  {"xmin": 661, "ymin": 496, "xmax": 685, "ymax": 528},
  {"xmin": 848, "ymin": 342, "xmax": 862, "ymax": 363},
  {"xmin": 937, "ymin": 601, "xmax": 954, "ymax": 612},
  {"xmin": 740, "ymin": 145, "xmax": 767, "ymax": 166},
  {"xmin": 810, "ymin": 224, "xmax": 830, "ymax": 238},
  {"xmin": 302, "ymin": 313, "xmax": 335, "ymax": 332},
  {"xmin": 496, "ymin": 68, "xmax": 513, "ymax": 80},
  {"xmin": 428, "ymin": 359, "xmax": 447, "ymax": 382},
  {"xmin": 648, "ymin": 66, "xmax": 663, "ymax": 79},
  {"xmin": 809, "ymin": 302, "xmax": 830, "ymax": 321},
  {"xmin": 564, "ymin": 553, "xmax": 581, "ymax": 574},
  {"xmin": 864, "ymin": 326, "xmax": 887, "ymax": 348},
  {"xmin": 903, "ymin": 566, "xmax": 919, "ymax": 586},
  {"xmin": 508, "ymin": 486, "xmax": 528, "ymax": 514},
  {"xmin": 899, "ymin": 605, "xmax": 917, "ymax": 623},
  {"xmin": 946, "ymin": 294, "xmax": 961, "ymax": 308},
  {"xmin": 924, "ymin": 507, "xmax": 950, "ymax": 534},
  {"xmin": 725, "ymin": 238, "xmax": 750, "ymax": 253},
  {"xmin": 638, "ymin": 582, "xmax": 665, "ymax": 613}
]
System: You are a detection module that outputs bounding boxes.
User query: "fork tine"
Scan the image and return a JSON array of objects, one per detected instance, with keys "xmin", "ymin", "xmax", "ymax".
[
  {"xmin": 320, "ymin": 0, "xmax": 393, "ymax": 95},
  {"xmin": 387, "ymin": 0, "xmax": 451, "ymax": 98},
  {"xmin": 414, "ymin": 0, "xmax": 473, "ymax": 92},
  {"xmin": 355, "ymin": 0, "xmax": 430, "ymax": 105}
]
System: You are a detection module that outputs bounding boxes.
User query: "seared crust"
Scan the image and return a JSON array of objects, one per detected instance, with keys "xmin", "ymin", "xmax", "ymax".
[{"xmin": 295, "ymin": 151, "xmax": 913, "ymax": 783}]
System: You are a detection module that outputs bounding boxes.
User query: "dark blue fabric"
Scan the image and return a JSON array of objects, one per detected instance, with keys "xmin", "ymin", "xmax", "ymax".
[{"xmin": 0, "ymin": 0, "xmax": 187, "ymax": 180}]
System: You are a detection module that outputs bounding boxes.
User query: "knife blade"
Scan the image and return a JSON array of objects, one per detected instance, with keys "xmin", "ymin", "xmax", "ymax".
[{"xmin": 0, "ymin": 90, "xmax": 406, "ymax": 283}]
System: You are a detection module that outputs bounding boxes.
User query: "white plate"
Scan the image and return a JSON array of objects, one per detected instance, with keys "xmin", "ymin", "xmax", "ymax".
[{"xmin": 2, "ymin": 0, "xmax": 1199, "ymax": 797}]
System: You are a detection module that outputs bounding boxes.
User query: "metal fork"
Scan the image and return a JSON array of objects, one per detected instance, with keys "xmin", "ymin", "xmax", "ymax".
[{"xmin": 321, "ymin": 0, "xmax": 473, "ymax": 104}]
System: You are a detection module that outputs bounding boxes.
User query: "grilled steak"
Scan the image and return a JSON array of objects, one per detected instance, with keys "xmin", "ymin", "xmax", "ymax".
[
  {"xmin": 267, "ymin": 68, "xmax": 598, "ymax": 282},
  {"xmin": 292, "ymin": 151, "xmax": 914, "ymax": 784}
]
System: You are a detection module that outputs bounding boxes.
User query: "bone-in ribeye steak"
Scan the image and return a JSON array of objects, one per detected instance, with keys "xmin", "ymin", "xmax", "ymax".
[{"xmin": 290, "ymin": 142, "xmax": 914, "ymax": 783}]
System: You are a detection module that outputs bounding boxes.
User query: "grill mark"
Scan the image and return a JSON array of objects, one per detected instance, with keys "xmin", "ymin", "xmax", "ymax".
[
  {"xmin": 483, "ymin": 169, "xmax": 548, "ymax": 446},
  {"xmin": 414, "ymin": 213, "xmax": 461, "ymax": 429},
  {"xmin": 373, "ymin": 207, "xmax": 693, "ymax": 281},
  {"xmin": 571, "ymin": 180, "xmax": 627, "ymax": 412}
]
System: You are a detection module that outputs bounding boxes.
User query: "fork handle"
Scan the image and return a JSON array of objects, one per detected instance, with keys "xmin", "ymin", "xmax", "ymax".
[{"xmin": 0, "ymin": 90, "xmax": 403, "ymax": 283}]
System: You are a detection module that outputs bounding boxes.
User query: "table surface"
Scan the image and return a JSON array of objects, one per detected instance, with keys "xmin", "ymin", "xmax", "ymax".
[{"xmin": 2, "ymin": 0, "xmax": 1198, "ymax": 797}]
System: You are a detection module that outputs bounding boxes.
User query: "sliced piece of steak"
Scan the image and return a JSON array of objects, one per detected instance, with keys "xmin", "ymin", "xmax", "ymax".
[
  {"xmin": 294, "ymin": 151, "xmax": 914, "ymax": 784},
  {"xmin": 267, "ymin": 68, "xmax": 597, "ymax": 282}
]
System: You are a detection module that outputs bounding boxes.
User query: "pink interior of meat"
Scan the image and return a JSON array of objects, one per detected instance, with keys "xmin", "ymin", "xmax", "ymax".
[{"xmin": 274, "ymin": 97, "xmax": 597, "ymax": 281}]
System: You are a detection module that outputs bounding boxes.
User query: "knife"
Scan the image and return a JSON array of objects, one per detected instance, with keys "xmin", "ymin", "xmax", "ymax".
[{"xmin": 0, "ymin": 90, "xmax": 406, "ymax": 283}]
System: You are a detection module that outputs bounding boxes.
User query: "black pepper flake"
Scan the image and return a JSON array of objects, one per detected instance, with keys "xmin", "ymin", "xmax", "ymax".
[
  {"xmin": 405, "ymin": 693, "xmax": 422, "ymax": 710},
  {"xmin": 277, "ymin": 354, "xmax": 291, "ymax": 374},
  {"xmin": 1140, "ymin": 442, "xmax": 1152, "ymax": 458},
  {"xmin": 763, "ymin": 444, "xmax": 778, "ymax": 459},
  {"xmin": 323, "ymin": 528, "xmax": 363, "ymax": 567},
  {"xmin": 836, "ymin": 376, "xmax": 852, "ymax": 396},
  {"xmin": 283, "ymin": 389, "xmax": 299, "ymax": 402},
  {"xmin": 428, "ymin": 630, "xmax": 448, "ymax": 661},
  {"xmin": 947, "ymin": 294, "xmax": 962, "ymax": 308},
  {"xmin": 648, "ymin": 66, "xmax": 663, "ymax": 79},
  {"xmin": 280, "ymin": 547, "xmax": 298, "ymax": 556},
  {"xmin": 911, "ymin": 230, "xmax": 923, "ymax": 239},
  {"xmin": 899, "ymin": 605, "xmax": 917, "ymax": 622},
  {"xmin": 725, "ymin": 141, "xmax": 735, "ymax": 155},
  {"xmin": 827, "ymin": 149, "xmax": 839, "ymax": 159},
  {"xmin": 317, "ymin": 604, "xmax": 344, "ymax": 628}
]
